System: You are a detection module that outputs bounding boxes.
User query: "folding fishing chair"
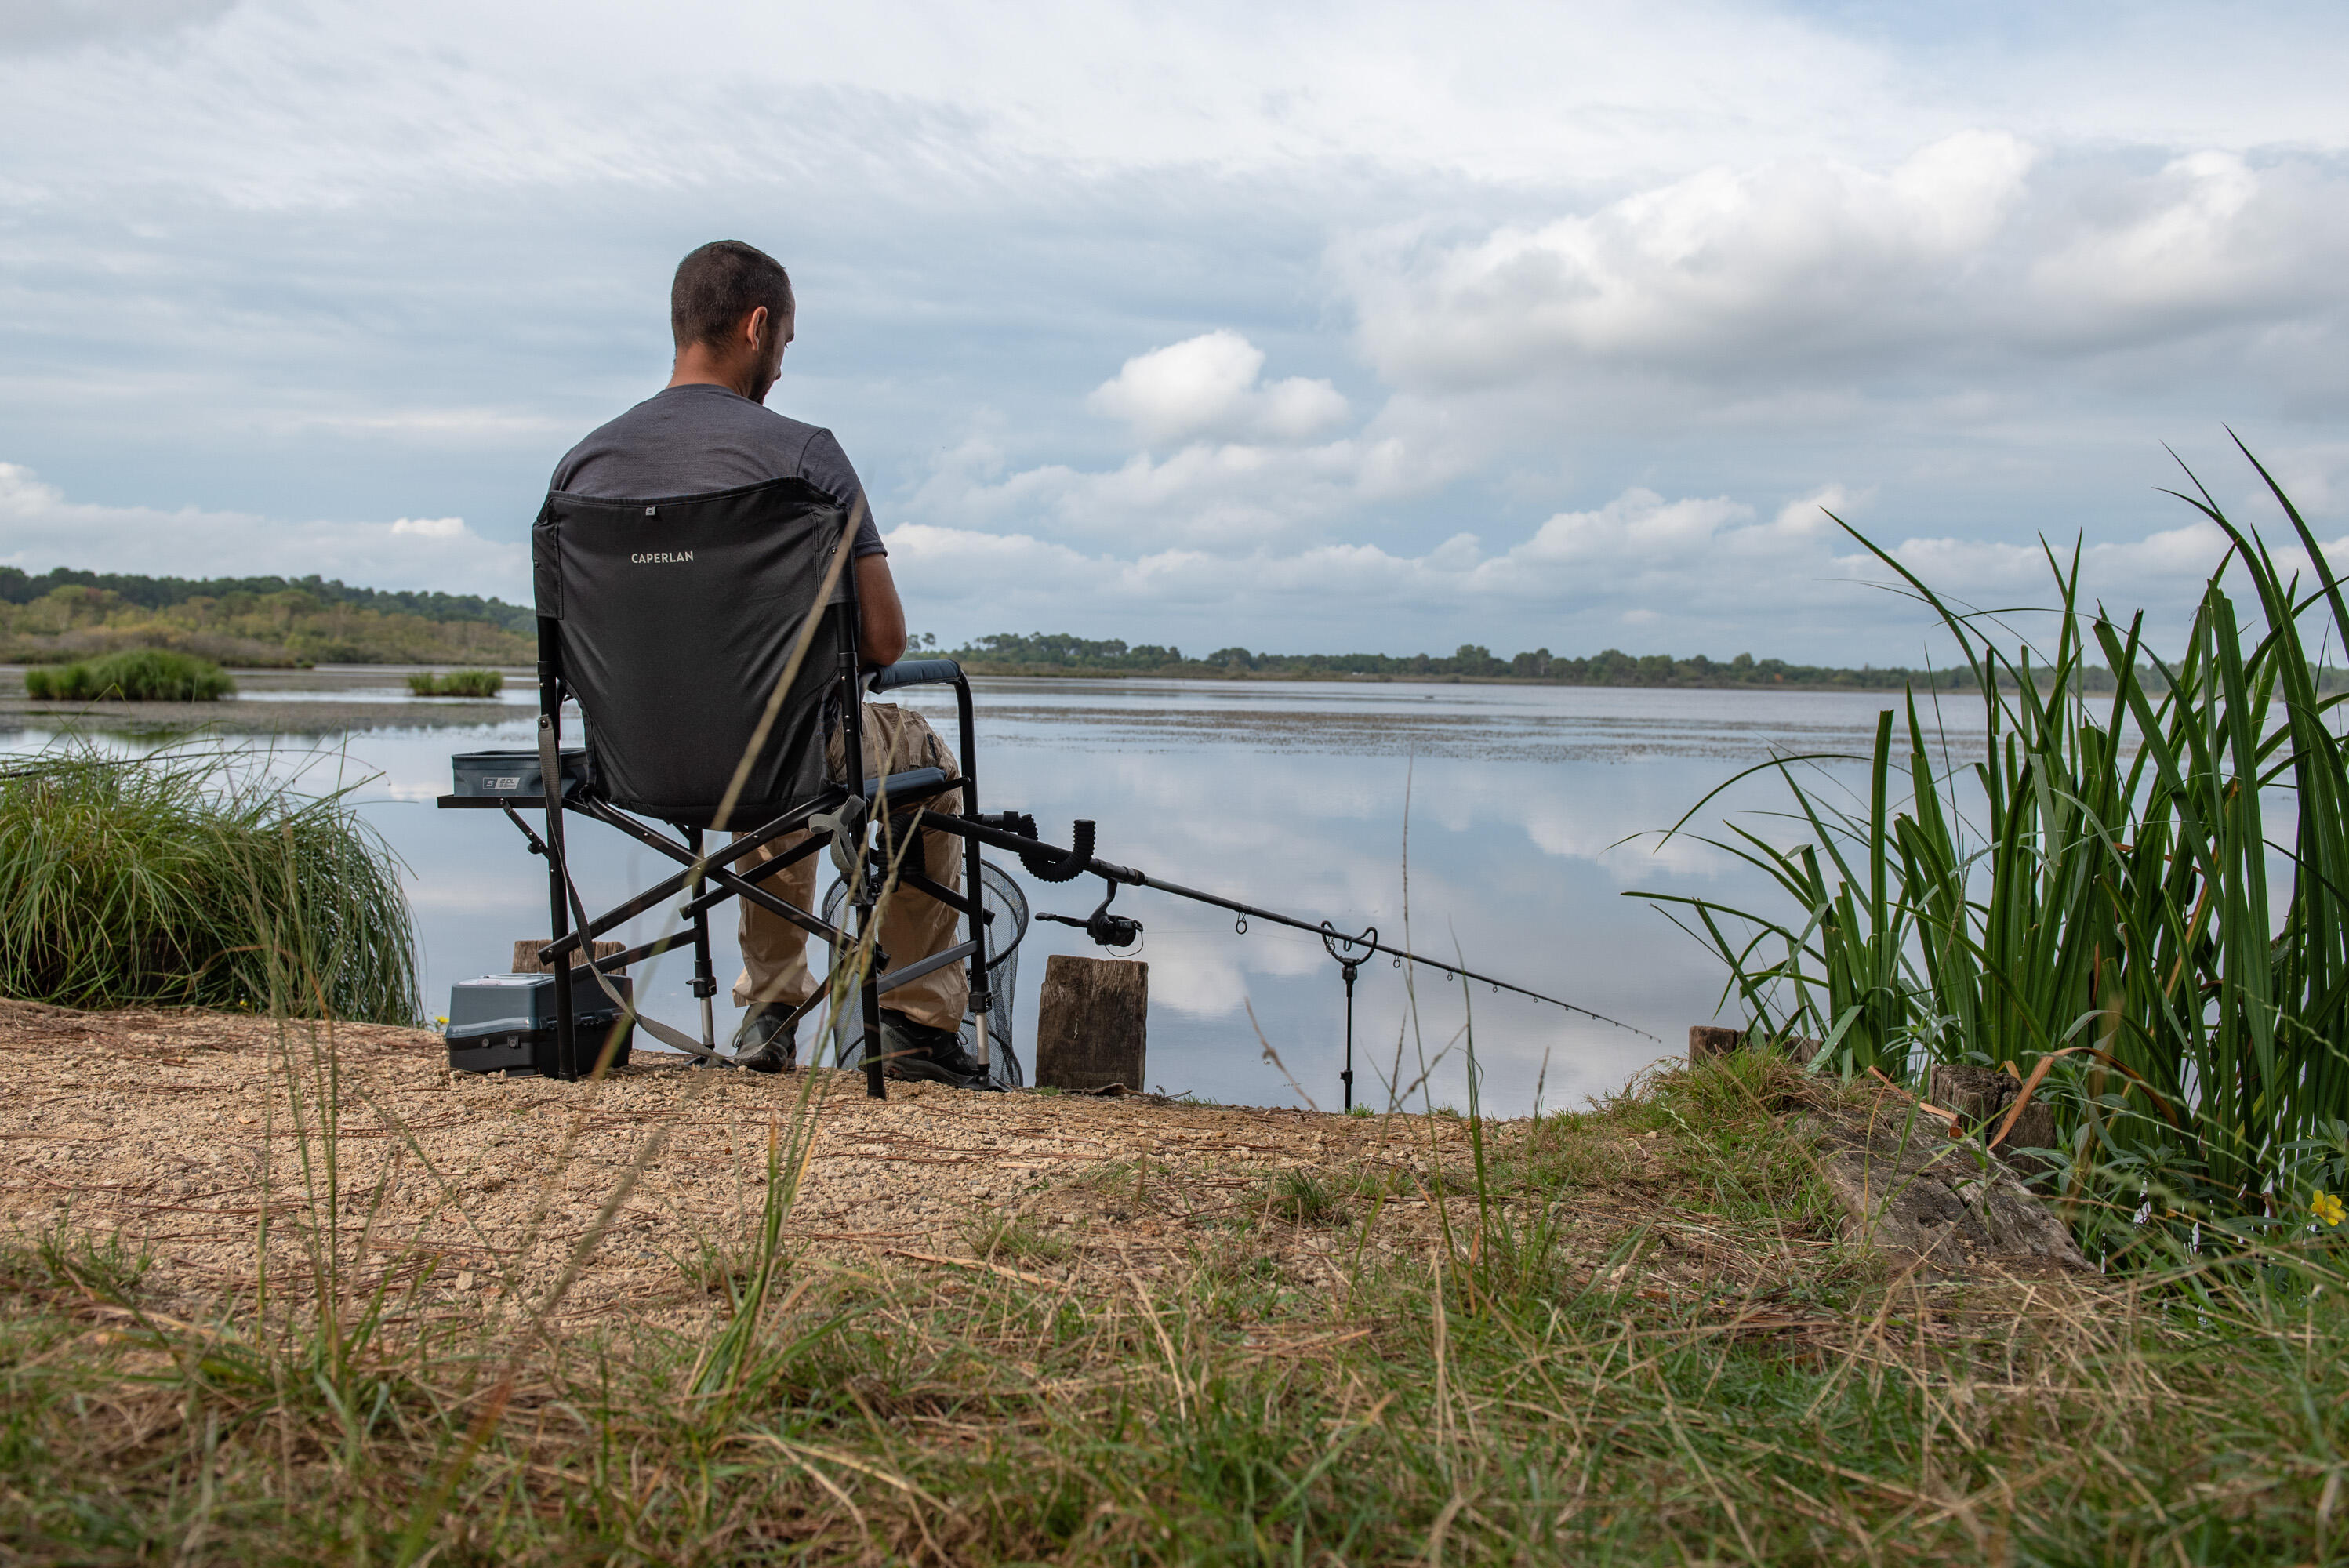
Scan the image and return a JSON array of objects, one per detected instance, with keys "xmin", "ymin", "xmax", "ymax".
[{"xmin": 434, "ymin": 474, "xmax": 1012, "ymax": 1097}]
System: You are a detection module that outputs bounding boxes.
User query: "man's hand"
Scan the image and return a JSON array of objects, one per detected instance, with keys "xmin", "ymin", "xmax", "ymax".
[{"xmin": 855, "ymin": 554, "xmax": 908, "ymax": 669}]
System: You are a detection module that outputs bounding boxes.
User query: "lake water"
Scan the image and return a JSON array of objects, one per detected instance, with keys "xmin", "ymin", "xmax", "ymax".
[{"xmin": 8, "ymin": 673, "xmax": 1908, "ymax": 1115}]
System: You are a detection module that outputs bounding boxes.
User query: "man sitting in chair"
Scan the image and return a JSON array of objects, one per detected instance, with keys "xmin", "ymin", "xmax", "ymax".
[{"xmin": 550, "ymin": 239, "xmax": 986, "ymax": 1087}]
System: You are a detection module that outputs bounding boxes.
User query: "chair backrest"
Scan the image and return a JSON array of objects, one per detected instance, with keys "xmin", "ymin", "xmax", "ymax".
[{"xmin": 533, "ymin": 476, "xmax": 852, "ymax": 829}]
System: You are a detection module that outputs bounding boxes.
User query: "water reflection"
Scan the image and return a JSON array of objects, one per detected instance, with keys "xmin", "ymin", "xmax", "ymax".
[{"xmin": 5, "ymin": 680, "xmax": 1909, "ymax": 1114}]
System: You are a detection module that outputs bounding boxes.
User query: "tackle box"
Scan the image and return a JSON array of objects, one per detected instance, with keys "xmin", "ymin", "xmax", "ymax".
[
  {"xmin": 445, "ymin": 970, "xmax": 634, "ymax": 1080},
  {"xmin": 448, "ymin": 748, "xmax": 590, "ymax": 800}
]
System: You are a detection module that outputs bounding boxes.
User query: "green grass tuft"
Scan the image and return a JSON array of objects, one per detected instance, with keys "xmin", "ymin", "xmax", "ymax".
[
  {"xmin": 3, "ymin": 1221, "xmax": 153, "ymax": 1300},
  {"xmin": 1269, "ymin": 1166, "xmax": 1346, "ymax": 1225},
  {"xmin": 963, "ymin": 1213, "xmax": 1072, "ymax": 1265},
  {"xmin": 0, "ymin": 742, "xmax": 419, "ymax": 1020},
  {"xmin": 405, "ymin": 667, "xmax": 503, "ymax": 697},
  {"xmin": 22, "ymin": 648, "xmax": 233, "ymax": 702}
]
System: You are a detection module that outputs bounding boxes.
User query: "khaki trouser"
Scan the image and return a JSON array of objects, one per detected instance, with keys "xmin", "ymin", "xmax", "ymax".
[{"xmin": 731, "ymin": 702, "xmax": 968, "ymax": 1033}]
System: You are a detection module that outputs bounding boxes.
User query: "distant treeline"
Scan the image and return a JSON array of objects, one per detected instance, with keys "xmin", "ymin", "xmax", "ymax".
[
  {"xmin": 5, "ymin": 568, "xmax": 2330, "ymax": 691},
  {"xmin": 0, "ymin": 570, "xmax": 532, "ymax": 667},
  {"xmin": 935, "ymin": 633, "xmax": 2237, "ymax": 692},
  {"xmin": 0, "ymin": 567, "xmax": 535, "ymax": 634}
]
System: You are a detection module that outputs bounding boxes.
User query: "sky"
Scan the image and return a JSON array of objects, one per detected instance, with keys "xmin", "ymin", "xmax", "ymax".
[{"xmin": 4, "ymin": 0, "xmax": 2347, "ymax": 662}]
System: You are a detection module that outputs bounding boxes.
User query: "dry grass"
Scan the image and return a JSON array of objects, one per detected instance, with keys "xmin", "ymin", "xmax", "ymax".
[{"xmin": 2, "ymin": 1000, "xmax": 2344, "ymax": 1563}]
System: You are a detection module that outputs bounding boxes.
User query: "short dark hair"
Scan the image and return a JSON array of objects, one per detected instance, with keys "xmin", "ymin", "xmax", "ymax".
[{"xmin": 670, "ymin": 241, "xmax": 793, "ymax": 350}]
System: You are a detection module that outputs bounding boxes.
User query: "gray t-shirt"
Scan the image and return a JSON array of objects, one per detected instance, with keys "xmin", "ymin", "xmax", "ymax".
[{"xmin": 549, "ymin": 383, "xmax": 886, "ymax": 557}]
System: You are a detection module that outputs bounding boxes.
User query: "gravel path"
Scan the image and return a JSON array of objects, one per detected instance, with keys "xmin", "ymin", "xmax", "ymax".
[{"xmin": 0, "ymin": 1000, "xmax": 1471, "ymax": 1327}]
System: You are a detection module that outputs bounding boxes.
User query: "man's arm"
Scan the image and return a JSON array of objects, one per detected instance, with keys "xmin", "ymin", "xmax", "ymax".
[
  {"xmin": 795, "ymin": 429, "xmax": 903, "ymax": 666},
  {"xmin": 855, "ymin": 553, "xmax": 908, "ymax": 668}
]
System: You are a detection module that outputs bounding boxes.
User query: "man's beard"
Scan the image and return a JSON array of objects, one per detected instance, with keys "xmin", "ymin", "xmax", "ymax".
[{"xmin": 748, "ymin": 347, "xmax": 783, "ymax": 403}]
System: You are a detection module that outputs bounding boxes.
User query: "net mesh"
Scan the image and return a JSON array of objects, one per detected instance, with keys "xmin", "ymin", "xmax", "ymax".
[{"xmin": 822, "ymin": 858, "xmax": 1029, "ymax": 1087}]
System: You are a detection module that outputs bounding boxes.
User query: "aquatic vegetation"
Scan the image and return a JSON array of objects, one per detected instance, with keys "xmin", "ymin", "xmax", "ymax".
[
  {"xmin": 0, "ymin": 742, "xmax": 417, "ymax": 1020},
  {"xmin": 405, "ymin": 667, "xmax": 504, "ymax": 697},
  {"xmin": 22, "ymin": 648, "xmax": 233, "ymax": 702},
  {"xmin": 1646, "ymin": 440, "xmax": 2349, "ymax": 1258}
]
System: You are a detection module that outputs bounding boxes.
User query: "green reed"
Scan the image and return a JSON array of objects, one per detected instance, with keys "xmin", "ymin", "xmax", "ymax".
[
  {"xmin": 24, "ymin": 648, "xmax": 234, "ymax": 702},
  {"xmin": 405, "ymin": 668, "xmax": 503, "ymax": 698},
  {"xmin": 0, "ymin": 742, "xmax": 419, "ymax": 1022},
  {"xmin": 1643, "ymin": 440, "xmax": 2349, "ymax": 1254}
]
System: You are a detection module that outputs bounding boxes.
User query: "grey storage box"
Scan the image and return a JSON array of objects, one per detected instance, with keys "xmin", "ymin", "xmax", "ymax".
[
  {"xmin": 449, "ymin": 748, "xmax": 590, "ymax": 801},
  {"xmin": 445, "ymin": 970, "xmax": 633, "ymax": 1080}
]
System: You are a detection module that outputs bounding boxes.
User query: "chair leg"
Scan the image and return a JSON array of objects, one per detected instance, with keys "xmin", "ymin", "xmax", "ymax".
[
  {"xmin": 546, "ymin": 846, "xmax": 576, "ymax": 1078},
  {"xmin": 687, "ymin": 826, "xmax": 717, "ymax": 1051},
  {"xmin": 859, "ymin": 906, "xmax": 887, "ymax": 1100},
  {"xmin": 538, "ymin": 712, "xmax": 579, "ymax": 1081}
]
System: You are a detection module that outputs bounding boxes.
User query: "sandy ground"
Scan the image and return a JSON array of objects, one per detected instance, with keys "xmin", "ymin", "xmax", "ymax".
[
  {"xmin": 0, "ymin": 1000, "xmax": 1574, "ymax": 1329},
  {"xmin": 1, "ymin": 998, "xmax": 2083, "ymax": 1341}
]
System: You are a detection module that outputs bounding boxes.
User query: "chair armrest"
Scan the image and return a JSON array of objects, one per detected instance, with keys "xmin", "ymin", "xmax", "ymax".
[
  {"xmin": 859, "ymin": 767, "xmax": 953, "ymax": 804},
  {"xmin": 869, "ymin": 659, "xmax": 964, "ymax": 692}
]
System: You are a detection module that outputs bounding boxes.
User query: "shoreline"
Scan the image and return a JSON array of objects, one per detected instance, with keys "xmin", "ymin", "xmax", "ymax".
[
  {"xmin": 948, "ymin": 664, "xmax": 1954, "ymax": 693},
  {"xmin": 5, "ymin": 658, "xmax": 2003, "ymax": 701},
  {"xmin": 0, "ymin": 695, "xmax": 518, "ymax": 735},
  {"xmin": 0, "ymin": 662, "xmax": 523, "ymax": 735},
  {"xmin": 0, "ymin": 662, "xmax": 2007, "ymax": 736}
]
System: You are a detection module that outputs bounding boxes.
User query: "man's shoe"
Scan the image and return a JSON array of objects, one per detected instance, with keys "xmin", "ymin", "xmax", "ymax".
[
  {"xmin": 877, "ymin": 1008, "xmax": 999, "ymax": 1090},
  {"xmin": 718, "ymin": 1007, "xmax": 795, "ymax": 1075}
]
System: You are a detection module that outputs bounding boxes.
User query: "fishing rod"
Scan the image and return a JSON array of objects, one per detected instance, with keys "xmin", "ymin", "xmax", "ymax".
[{"xmin": 914, "ymin": 808, "xmax": 1661, "ymax": 1108}]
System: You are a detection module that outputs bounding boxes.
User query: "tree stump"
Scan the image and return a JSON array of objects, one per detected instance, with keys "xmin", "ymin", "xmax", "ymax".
[
  {"xmin": 512, "ymin": 939, "xmax": 624, "ymax": 975},
  {"xmin": 1689, "ymin": 1025, "xmax": 1822, "ymax": 1066},
  {"xmin": 1927, "ymin": 1063, "xmax": 2057, "ymax": 1174},
  {"xmin": 1035, "ymin": 955, "xmax": 1147, "ymax": 1093},
  {"xmin": 1689, "ymin": 1025, "xmax": 1743, "ymax": 1062}
]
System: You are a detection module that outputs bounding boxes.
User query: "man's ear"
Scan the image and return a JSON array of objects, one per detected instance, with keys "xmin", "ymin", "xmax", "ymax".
[{"xmin": 743, "ymin": 304, "xmax": 769, "ymax": 354}]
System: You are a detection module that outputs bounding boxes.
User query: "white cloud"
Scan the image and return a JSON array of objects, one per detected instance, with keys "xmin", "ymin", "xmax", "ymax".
[
  {"xmin": 919, "ymin": 336, "xmax": 1433, "ymax": 549},
  {"xmin": 1342, "ymin": 133, "xmax": 2349, "ymax": 401},
  {"xmin": 4, "ymin": 0, "xmax": 2349, "ymax": 666},
  {"xmin": 2025, "ymin": 151, "xmax": 2349, "ymax": 348},
  {"xmin": 910, "ymin": 434, "xmax": 1419, "ymax": 550},
  {"xmin": 390, "ymin": 515, "xmax": 465, "ymax": 539},
  {"xmin": 888, "ymin": 476, "xmax": 2343, "ymax": 659},
  {"xmin": 0, "ymin": 0, "xmax": 235, "ymax": 53},
  {"xmin": 897, "ymin": 480, "xmax": 1856, "ymax": 622},
  {"xmin": 0, "ymin": 463, "xmax": 525, "ymax": 598},
  {"xmin": 1347, "ymin": 132, "xmax": 2040, "ymax": 388},
  {"xmin": 1088, "ymin": 331, "xmax": 1349, "ymax": 447}
]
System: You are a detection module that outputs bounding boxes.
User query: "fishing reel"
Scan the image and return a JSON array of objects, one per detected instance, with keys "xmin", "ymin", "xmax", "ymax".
[{"xmin": 1039, "ymin": 878, "xmax": 1143, "ymax": 954}]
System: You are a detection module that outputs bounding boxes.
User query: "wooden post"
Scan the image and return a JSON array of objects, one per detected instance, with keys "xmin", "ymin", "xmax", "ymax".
[
  {"xmin": 514, "ymin": 939, "xmax": 624, "ymax": 975},
  {"xmin": 1035, "ymin": 955, "xmax": 1147, "ymax": 1093},
  {"xmin": 1927, "ymin": 1063, "xmax": 2057, "ymax": 1173},
  {"xmin": 1688, "ymin": 1025, "xmax": 1743, "ymax": 1062},
  {"xmin": 1690, "ymin": 1024, "xmax": 1822, "ymax": 1066}
]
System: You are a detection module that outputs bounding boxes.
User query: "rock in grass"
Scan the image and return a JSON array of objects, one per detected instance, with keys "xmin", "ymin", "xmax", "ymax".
[
  {"xmin": 1810, "ymin": 1099, "xmax": 2089, "ymax": 1272},
  {"xmin": 23, "ymin": 648, "xmax": 234, "ymax": 702}
]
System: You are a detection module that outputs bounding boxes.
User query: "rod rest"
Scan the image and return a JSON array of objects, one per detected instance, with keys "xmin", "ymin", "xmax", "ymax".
[{"xmin": 868, "ymin": 659, "xmax": 964, "ymax": 692}]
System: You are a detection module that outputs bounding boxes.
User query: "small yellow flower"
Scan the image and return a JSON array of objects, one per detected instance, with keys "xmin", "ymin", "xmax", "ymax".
[{"xmin": 2313, "ymin": 1191, "xmax": 2344, "ymax": 1229}]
